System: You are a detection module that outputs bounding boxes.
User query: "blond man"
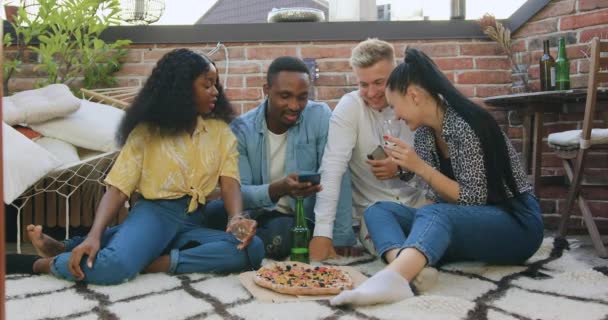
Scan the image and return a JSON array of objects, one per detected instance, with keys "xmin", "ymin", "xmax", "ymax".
[{"xmin": 310, "ymin": 39, "xmax": 426, "ymax": 261}]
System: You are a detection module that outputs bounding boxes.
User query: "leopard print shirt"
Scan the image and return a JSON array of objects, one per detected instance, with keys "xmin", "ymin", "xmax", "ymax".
[{"xmin": 414, "ymin": 106, "xmax": 532, "ymax": 205}]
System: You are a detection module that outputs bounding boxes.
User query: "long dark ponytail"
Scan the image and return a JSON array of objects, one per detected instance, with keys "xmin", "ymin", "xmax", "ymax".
[{"xmin": 387, "ymin": 47, "xmax": 519, "ymax": 205}]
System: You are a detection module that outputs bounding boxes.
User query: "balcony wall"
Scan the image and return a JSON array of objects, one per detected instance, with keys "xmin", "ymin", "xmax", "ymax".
[{"xmin": 5, "ymin": 0, "xmax": 608, "ymax": 231}]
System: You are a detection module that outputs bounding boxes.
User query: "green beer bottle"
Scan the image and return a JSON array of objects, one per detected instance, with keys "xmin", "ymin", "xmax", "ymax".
[
  {"xmin": 555, "ymin": 37, "xmax": 570, "ymax": 90},
  {"xmin": 290, "ymin": 196, "xmax": 310, "ymax": 263}
]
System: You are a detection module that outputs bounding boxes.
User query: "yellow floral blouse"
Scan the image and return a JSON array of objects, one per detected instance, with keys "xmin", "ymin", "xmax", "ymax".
[{"xmin": 105, "ymin": 117, "xmax": 240, "ymax": 212}]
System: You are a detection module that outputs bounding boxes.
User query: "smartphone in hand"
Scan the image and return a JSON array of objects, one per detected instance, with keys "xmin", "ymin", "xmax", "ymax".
[
  {"xmin": 367, "ymin": 145, "xmax": 388, "ymax": 160},
  {"xmin": 298, "ymin": 173, "xmax": 321, "ymax": 185}
]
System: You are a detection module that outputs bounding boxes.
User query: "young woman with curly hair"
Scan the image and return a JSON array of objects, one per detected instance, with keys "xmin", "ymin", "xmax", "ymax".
[{"xmin": 9, "ymin": 49, "xmax": 264, "ymax": 284}]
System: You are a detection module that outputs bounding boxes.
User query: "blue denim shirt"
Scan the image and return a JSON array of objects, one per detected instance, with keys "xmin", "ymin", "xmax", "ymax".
[{"xmin": 230, "ymin": 100, "xmax": 354, "ymax": 245}]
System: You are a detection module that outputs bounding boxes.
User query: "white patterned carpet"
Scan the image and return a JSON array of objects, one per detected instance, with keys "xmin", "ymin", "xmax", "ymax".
[{"xmin": 6, "ymin": 238, "xmax": 608, "ymax": 320}]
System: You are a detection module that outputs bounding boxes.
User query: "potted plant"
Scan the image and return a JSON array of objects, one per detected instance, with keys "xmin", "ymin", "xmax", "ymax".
[
  {"xmin": 478, "ymin": 13, "xmax": 530, "ymax": 93},
  {"xmin": 3, "ymin": 0, "xmax": 131, "ymax": 95}
]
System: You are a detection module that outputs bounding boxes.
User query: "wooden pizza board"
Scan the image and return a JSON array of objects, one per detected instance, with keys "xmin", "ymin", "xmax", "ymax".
[{"xmin": 238, "ymin": 264, "xmax": 368, "ymax": 303}]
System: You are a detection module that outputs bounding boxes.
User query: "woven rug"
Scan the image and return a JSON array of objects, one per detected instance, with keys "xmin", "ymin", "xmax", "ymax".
[{"xmin": 6, "ymin": 238, "xmax": 608, "ymax": 320}]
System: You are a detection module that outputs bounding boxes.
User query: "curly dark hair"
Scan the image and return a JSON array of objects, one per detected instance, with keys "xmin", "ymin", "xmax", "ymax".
[{"xmin": 116, "ymin": 48, "xmax": 235, "ymax": 146}]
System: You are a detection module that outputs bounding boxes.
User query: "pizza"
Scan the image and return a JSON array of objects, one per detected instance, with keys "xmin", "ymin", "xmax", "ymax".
[{"xmin": 253, "ymin": 262, "xmax": 353, "ymax": 295}]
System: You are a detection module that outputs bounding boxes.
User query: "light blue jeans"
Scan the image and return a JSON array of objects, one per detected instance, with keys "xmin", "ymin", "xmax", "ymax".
[
  {"xmin": 363, "ymin": 192, "xmax": 544, "ymax": 266},
  {"xmin": 50, "ymin": 198, "xmax": 265, "ymax": 285}
]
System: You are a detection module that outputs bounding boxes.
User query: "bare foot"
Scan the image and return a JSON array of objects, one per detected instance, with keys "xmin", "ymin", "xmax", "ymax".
[{"xmin": 26, "ymin": 224, "xmax": 65, "ymax": 257}]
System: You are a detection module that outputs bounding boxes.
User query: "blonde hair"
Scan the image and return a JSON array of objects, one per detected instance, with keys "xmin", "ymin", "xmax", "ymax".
[{"xmin": 350, "ymin": 38, "xmax": 395, "ymax": 68}]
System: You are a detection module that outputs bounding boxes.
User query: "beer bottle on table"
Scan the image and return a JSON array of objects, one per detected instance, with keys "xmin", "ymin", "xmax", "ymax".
[
  {"xmin": 539, "ymin": 39, "xmax": 556, "ymax": 91},
  {"xmin": 290, "ymin": 196, "xmax": 310, "ymax": 263},
  {"xmin": 555, "ymin": 37, "xmax": 570, "ymax": 90}
]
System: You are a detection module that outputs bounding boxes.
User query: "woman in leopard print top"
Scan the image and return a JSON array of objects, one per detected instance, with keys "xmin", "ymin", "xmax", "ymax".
[{"xmin": 331, "ymin": 48, "xmax": 544, "ymax": 307}]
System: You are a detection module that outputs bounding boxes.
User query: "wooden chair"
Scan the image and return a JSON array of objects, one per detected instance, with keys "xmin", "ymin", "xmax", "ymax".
[{"xmin": 548, "ymin": 37, "xmax": 608, "ymax": 258}]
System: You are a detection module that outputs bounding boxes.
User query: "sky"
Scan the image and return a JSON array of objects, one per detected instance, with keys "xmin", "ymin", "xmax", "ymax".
[
  {"xmin": 152, "ymin": 0, "xmax": 526, "ymax": 25},
  {"xmin": 153, "ymin": 0, "xmax": 217, "ymax": 25}
]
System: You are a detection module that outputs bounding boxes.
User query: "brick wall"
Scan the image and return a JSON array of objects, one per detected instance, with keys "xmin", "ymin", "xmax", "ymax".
[
  {"xmin": 509, "ymin": 0, "xmax": 608, "ymax": 229},
  {"xmin": 5, "ymin": 0, "xmax": 608, "ymax": 231}
]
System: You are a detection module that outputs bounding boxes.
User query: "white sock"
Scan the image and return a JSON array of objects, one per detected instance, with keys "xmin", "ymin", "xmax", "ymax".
[{"xmin": 330, "ymin": 269, "xmax": 414, "ymax": 306}]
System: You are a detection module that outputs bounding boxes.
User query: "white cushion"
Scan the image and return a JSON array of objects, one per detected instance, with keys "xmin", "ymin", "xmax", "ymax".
[
  {"xmin": 548, "ymin": 128, "xmax": 608, "ymax": 147},
  {"xmin": 2, "ymin": 97, "xmax": 25, "ymax": 126},
  {"xmin": 3, "ymin": 123, "xmax": 61, "ymax": 204},
  {"xmin": 35, "ymin": 137, "xmax": 80, "ymax": 166},
  {"xmin": 9, "ymin": 84, "xmax": 81, "ymax": 124},
  {"xmin": 31, "ymin": 99, "xmax": 124, "ymax": 152}
]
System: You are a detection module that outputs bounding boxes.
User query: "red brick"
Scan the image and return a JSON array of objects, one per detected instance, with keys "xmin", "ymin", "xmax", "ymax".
[
  {"xmin": 413, "ymin": 44, "xmax": 459, "ymax": 57},
  {"xmin": 246, "ymin": 75, "xmax": 265, "ymax": 87},
  {"xmin": 541, "ymin": 113, "xmax": 560, "ymax": 124},
  {"xmin": 301, "ymin": 46, "xmax": 353, "ymax": 59},
  {"xmin": 316, "ymin": 60, "xmax": 351, "ymax": 72},
  {"xmin": 557, "ymin": 200, "xmax": 608, "ymax": 218},
  {"xmin": 7, "ymin": 78, "xmax": 37, "ymax": 93},
  {"xmin": 457, "ymin": 70, "xmax": 511, "ymax": 85},
  {"xmin": 476, "ymin": 85, "xmax": 511, "ymax": 98},
  {"xmin": 530, "ymin": 50, "xmax": 545, "ymax": 65},
  {"xmin": 532, "ymin": 0, "xmax": 576, "ymax": 21},
  {"xmin": 121, "ymin": 49, "xmax": 143, "ymax": 63},
  {"xmin": 116, "ymin": 78, "xmax": 142, "ymax": 88},
  {"xmin": 539, "ymin": 199, "xmax": 557, "ymax": 214},
  {"xmin": 564, "ymin": 44, "xmax": 591, "ymax": 59},
  {"xmin": 460, "ymin": 43, "xmax": 504, "ymax": 56},
  {"xmin": 434, "ymin": 57, "xmax": 473, "ymax": 71},
  {"xmin": 14, "ymin": 65, "xmax": 46, "ymax": 78},
  {"xmin": 570, "ymin": 74, "xmax": 590, "ymax": 89},
  {"xmin": 115, "ymin": 63, "xmax": 155, "ymax": 76},
  {"xmin": 444, "ymin": 72, "xmax": 455, "ymax": 83},
  {"xmin": 316, "ymin": 87, "xmax": 355, "ymax": 100},
  {"xmin": 560, "ymin": 9, "xmax": 608, "ymax": 30},
  {"xmin": 143, "ymin": 49, "xmax": 172, "ymax": 62},
  {"xmin": 454, "ymin": 85, "xmax": 475, "ymax": 97},
  {"xmin": 346, "ymin": 74, "xmax": 359, "ymax": 86},
  {"xmin": 580, "ymin": 26, "xmax": 608, "ymax": 43},
  {"xmin": 580, "ymin": 186, "xmax": 608, "ymax": 199},
  {"xmin": 240, "ymin": 102, "xmax": 260, "ymax": 113},
  {"xmin": 538, "ymin": 184, "xmax": 569, "ymax": 199},
  {"xmin": 247, "ymin": 47, "xmax": 298, "ymax": 60},
  {"xmin": 511, "ymin": 40, "xmax": 527, "ymax": 52},
  {"xmin": 127, "ymin": 43, "xmax": 159, "ymax": 49},
  {"xmin": 513, "ymin": 19, "xmax": 558, "ymax": 37},
  {"xmin": 580, "ymin": 0, "xmax": 608, "ymax": 11},
  {"xmin": 559, "ymin": 112, "xmax": 593, "ymax": 121},
  {"xmin": 208, "ymin": 47, "xmax": 246, "ymax": 62},
  {"xmin": 217, "ymin": 62, "xmax": 262, "ymax": 74},
  {"xmin": 527, "ymin": 63, "xmax": 541, "ymax": 79},
  {"xmin": 224, "ymin": 75, "xmax": 244, "ymax": 88},
  {"xmin": 490, "ymin": 110, "xmax": 508, "ymax": 123},
  {"xmin": 541, "ymin": 153, "xmax": 565, "ymax": 167},
  {"xmin": 475, "ymin": 57, "xmax": 511, "ymax": 70},
  {"xmin": 507, "ymin": 127, "xmax": 523, "ymax": 139},
  {"xmin": 225, "ymin": 88, "xmax": 262, "ymax": 101},
  {"xmin": 315, "ymin": 74, "xmax": 348, "ymax": 86}
]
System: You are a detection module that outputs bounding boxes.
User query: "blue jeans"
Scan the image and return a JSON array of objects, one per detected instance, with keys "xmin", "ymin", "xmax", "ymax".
[
  {"xmin": 363, "ymin": 192, "xmax": 544, "ymax": 266},
  {"xmin": 51, "ymin": 198, "xmax": 265, "ymax": 285},
  {"xmin": 204, "ymin": 200, "xmax": 328, "ymax": 260}
]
